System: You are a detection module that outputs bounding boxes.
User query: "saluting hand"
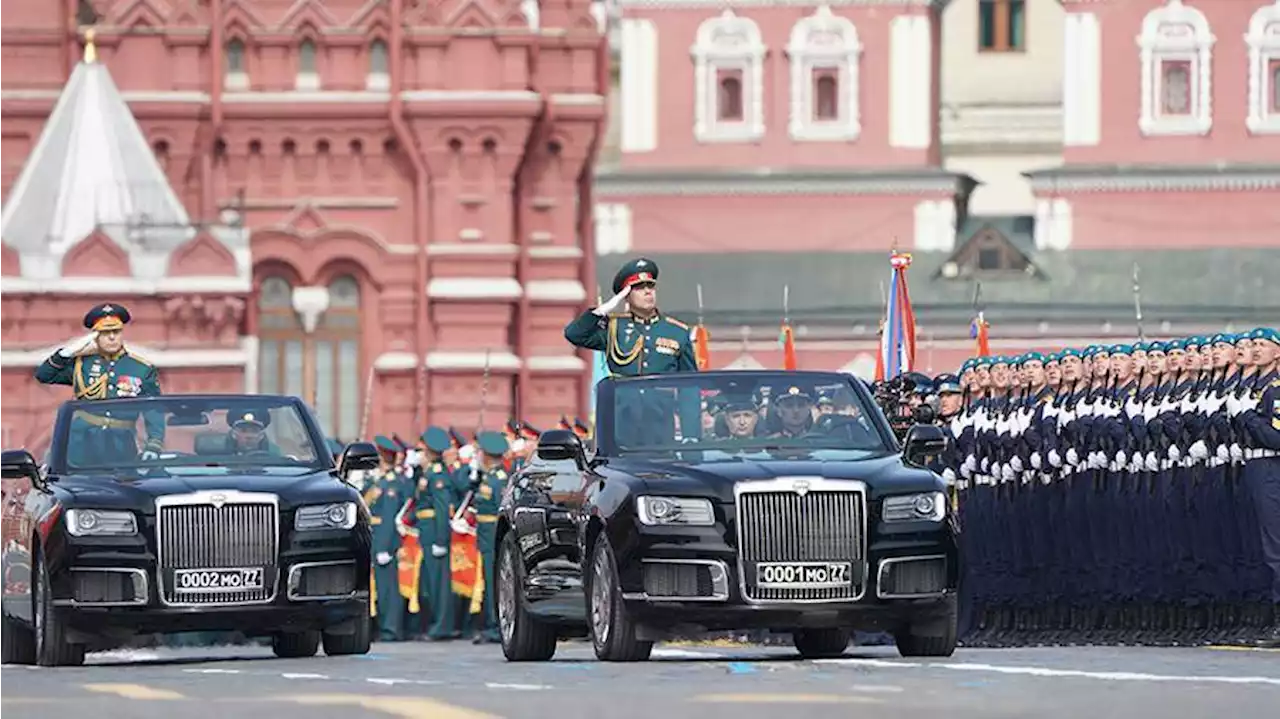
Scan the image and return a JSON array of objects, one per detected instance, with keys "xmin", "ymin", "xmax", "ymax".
[
  {"xmin": 59, "ymin": 331, "xmax": 98, "ymax": 358},
  {"xmin": 592, "ymin": 286, "xmax": 632, "ymax": 317}
]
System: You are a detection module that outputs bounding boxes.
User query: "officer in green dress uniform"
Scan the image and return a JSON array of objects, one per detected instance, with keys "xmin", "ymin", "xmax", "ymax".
[
  {"xmin": 464, "ymin": 431, "xmax": 510, "ymax": 644},
  {"xmin": 564, "ymin": 258, "xmax": 701, "ymax": 445},
  {"xmin": 369, "ymin": 435, "xmax": 410, "ymax": 641},
  {"xmin": 414, "ymin": 426, "xmax": 463, "ymax": 641},
  {"xmin": 34, "ymin": 303, "xmax": 165, "ymax": 465}
]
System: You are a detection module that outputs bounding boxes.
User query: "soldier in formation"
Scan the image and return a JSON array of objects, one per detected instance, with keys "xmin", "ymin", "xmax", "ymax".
[{"xmin": 930, "ymin": 329, "xmax": 1279, "ymax": 648}]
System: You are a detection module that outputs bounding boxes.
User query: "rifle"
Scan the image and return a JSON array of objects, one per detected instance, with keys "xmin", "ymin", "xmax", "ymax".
[{"xmin": 452, "ymin": 350, "xmax": 492, "ymax": 522}]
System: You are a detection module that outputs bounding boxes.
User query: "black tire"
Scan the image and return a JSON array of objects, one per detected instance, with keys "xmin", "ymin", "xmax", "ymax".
[
  {"xmin": 272, "ymin": 629, "xmax": 321, "ymax": 658},
  {"xmin": 894, "ymin": 597, "xmax": 959, "ymax": 658},
  {"xmin": 33, "ymin": 550, "xmax": 85, "ymax": 667},
  {"xmin": 2, "ymin": 610, "xmax": 36, "ymax": 665},
  {"xmin": 497, "ymin": 533, "xmax": 557, "ymax": 661},
  {"xmin": 587, "ymin": 534, "xmax": 652, "ymax": 662},
  {"xmin": 793, "ymin": 628, "xmax": 850, "ymax": 658},
  {"xmin": 322, "ymin": 601, "xmax": 373, "ymax": 656}
]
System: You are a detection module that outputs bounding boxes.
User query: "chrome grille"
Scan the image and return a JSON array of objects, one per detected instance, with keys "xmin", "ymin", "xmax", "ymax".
[
  {"xmin": 156, "ymin": 491, "xmax": 279, "ymax": 606},
  {"xmin": 877, "ymin": 556, "xmax": 947, "ymax": 599},
  {"xmin": 736, "ymin": 479, "xmax": 867, "ymax": 603}
]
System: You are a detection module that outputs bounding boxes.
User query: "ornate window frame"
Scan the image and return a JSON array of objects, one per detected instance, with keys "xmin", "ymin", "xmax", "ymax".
[
  {"xmin": 692, "ymin": 10, "xmax": 766, "ymax": 143},
  {"xmin": 1247, "ymin": 0, "xmax": 1280, "ymax": 134},
  {"xmin": 1137, "ymin": 0, "xmax": 1215, "ymax": 137},
  {"xmin": 786, "ymin": 5, "xmax": 862, "ymax": 142}
]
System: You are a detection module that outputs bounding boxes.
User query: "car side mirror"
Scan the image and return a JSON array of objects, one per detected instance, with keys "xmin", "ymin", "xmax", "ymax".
[
  {"xmin": 2, "ymin": 449, "xmax": 43, "ymax": 487},
  {"xmin": 912, "ymin": 403, "xmax": 937, "ymax": 425},
  {"xmin": 338, "ymin": 442, "xmax": 380, "ymax": 477},
  {"xmin": 536, "ymin": 429, "xmax": 585, "ymax": 466},
  {"xmin": 902, "ymin": 424, "xmax": 948, "ymax": 467}
]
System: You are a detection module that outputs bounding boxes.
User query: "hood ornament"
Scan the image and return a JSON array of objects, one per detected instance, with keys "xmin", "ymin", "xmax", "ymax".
[
  {"xmin": 791, "ymin": 479, "xmax": 810, "ymax": 497},
  {"xmin": 209, "ymin": 493, "xmax": 227, "ymax": 509}
]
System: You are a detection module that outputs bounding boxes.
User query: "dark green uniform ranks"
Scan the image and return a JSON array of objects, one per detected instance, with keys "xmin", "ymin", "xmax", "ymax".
[
  {"xmin": 34, "ymin": 303, "xmax": 164, "ymax": 463},
  {"xmin": 466, "ymin": 431, "xmax": 510, "ymax": 644},
  {"xmin": 368, "ymin": 435, "xmax": 410, "ymax": 641},
  {"xmin": 414, "ymin": 427, "xmax": 465, "ymax": 640}
]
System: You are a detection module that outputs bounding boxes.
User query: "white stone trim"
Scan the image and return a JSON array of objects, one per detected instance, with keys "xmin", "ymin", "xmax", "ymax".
[
  {"xmin": 0, "ymin": 275, "xmax": 253, "ymax": 294},
  {"xmin": 529, "ymin": 246, "xmax": 585, "ymax": 259},
  {"xmin": 912, "ymin": 199, "xmax": 956, "ymax": 252},
  {"xmin": 593, "ymin": 203, "xmax": 633, "ymax": 255},
  {"xmin": 1033, "ymin": 198, "xmax": 1073, "ymax": 250},
  {"xmin": 1063, "ymin": 13, "xmax": 1102, "ymax": 146},
  {"xmin": 295, "ymin": 72, "xmax": 321, "ymax": 92},
  {"xmin": 1027, "ymin": 169, "xmax": 1280, "ymax": 193},
  {"xmin": 553, "ymin": 93, "xmax": 606, "ymax": 106},
  {"xmin": 621, "ymin": 0, "xmax": 930, "ymax": 6},
  {"xmin": 787, "ymin": 5, "xmax": 863, "ymax": 142},
  {"xmin": 400, "ymin": 90, "xmax": 540, "ymax": 103},
  {"xmin": 1246, "ymin": 0, "xmax": 1280, "ymax": 135},
  {"xmin": 0, "ymin": 341, "xmax": 252, "ymax": 368},
  {"xmin": 692, "ymin": 10, "xmax": 766, "ymax": 144},
  {"xmin": 621, "ymin": 18, "xmax": 659, "ymax": 153},
  {"xmin": 374, "ymin": 351, "xmax": 419, "ymax": 371},
  {"xmin": 427, "ymin": 243, "xmax": 517, "ymax": 256},
  {"xmin": 526, "ymin": 280, "xmax": 587, "ymax": 303},
  {"xmin": 595, "ymin": 172, "xmax": 960, "ymax": 196},
  {"xmin": 222, "ymin": 91, "xmax": 390, "ymax": 103},
  {"xmin": 889, "ymin": 14, "xmax": 931, "ymax": 149},
  {"xmin": 425, "ymin": 278, "xmax": 523, "ymax": 299},
  {"xmin": 1137, "ymin": 0, "xmax": 1215, "ymax": 137},
  {"xmin": 2, "ymin": 89, "xmax": 211, "ymax": 103},
  {"xmin": 424, "ymin": 352, "xmax": 522, "ymax": 370},
  {"xmin": 526, "ymin": 355, "xmax": 587, "ymax": 372},
  {"xmin": 365, "ymin": 72, "xmax": 390, "ymax": 92},
  {"xmin": 224, "ymin": 72, "xmax": 250, "ymax": 92}
]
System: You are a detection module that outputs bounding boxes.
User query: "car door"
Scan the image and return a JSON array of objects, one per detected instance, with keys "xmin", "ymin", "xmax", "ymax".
[{"xmin": 509, "ymin": 455, "xmax": 589, "ymax": 622}]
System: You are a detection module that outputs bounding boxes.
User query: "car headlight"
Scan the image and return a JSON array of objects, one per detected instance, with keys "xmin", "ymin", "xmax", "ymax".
[
  {"xmin": 295, "ymin": 502, "xmax": 357, "ymax": 531},
  {"xmin": 882, "ymin": 492, "xmax": 946, "ymax": 523},
  {"xmin": 636, "ymin": 496, "xmax": 715, "ymax": 526},
  {"xmin": 65, "ymin": 509, "xmax": 137, "ymax": 537}
]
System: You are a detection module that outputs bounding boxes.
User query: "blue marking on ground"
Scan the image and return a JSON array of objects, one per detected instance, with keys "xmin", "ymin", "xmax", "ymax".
[{"xmin": 727, "ymin": 662, "xmax": 758, "ymax": 674}]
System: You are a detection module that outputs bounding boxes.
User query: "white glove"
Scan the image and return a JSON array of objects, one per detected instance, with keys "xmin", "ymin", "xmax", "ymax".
[
  {"xmin": 140, "ymin": 451, "xmax": 159, "ymax": 461},
  {"xmin": 1214, "ymin": 444, "xmax": 1229, "ymax": 463},
  {"xmin": 962, "ymin": 455, "xmax": 977, "ymax": 473},
  {"xmin": 1229, "ymin": 443, "xmax": 1243, "ymax": 462},
  {"xmin": 592, "ymin": 286, "xmax": 632, "ymax": 316},
  {"xmin": 1066, "ymin": 448, "xmax": 1080, "ymax": 466},
  {"xmin": 1010, "ymin": 456, "xmax": 1024, "ymax": 473},
  {"xmin": 450, "ymin": 518, "xmax": 471, "ymax": 535},
  {"xmin": 1030, "ymin": 452, "xmax": 1042, "ymax": 470},
  {"xmin": 1001, "ymin": 464, "xmax": 1015, "ymax": 482},
  {"xmin": 512, "ymin": 438, "xmax": 527, "ymax": 454},
  {"xmin": 1189, "ymin": 440, "xmax": 1208, "ymax": 460},
  {"xmin": 376, "ymin": 551, "xmax": 393, "ymax": 566},
  {"xmin": 1168, "ymin": 445, "xmax": 1181, "ymax": 462},
  {"xmin": 1048, "ymin": 449, "xmax": 1063, "ymax": 468},
  {"xmin": 404, "ymin": 449, "xmax": 423, "ymax": 467},
  {"xmin": 1115, "ymin": 450, "xmax": 1127, "ymax": 468},
  {"xmin": 431, "ymin": 544, "xmax": 448, "ymax": 557},
  {"xmin": 941, "ymin": 468, "xmax": 956, "ymax": 485},
  {"xmin": 980, "ymin": 456, "xmax": 991, "ymax": 473},
  {"xmin": 59, "ymin": 331, "xmax": 98, "ymax": 358},
  {"xmin": 959, "ymin": 463, "xmax": 973, "ymax": 480},
  {"xmin": 1144, "ymin": 452, "xmax": 1159, "ymax": 472}
]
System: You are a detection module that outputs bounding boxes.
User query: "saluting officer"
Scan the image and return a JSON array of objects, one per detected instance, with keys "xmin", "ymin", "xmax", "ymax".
[{"xmin": 35, "ymin": 303, "xmax": 164, "ymax": 464}]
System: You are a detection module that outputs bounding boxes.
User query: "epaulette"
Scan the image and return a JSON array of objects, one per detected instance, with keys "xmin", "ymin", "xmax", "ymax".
[
  {"xmin": 607, "ymin": 313, "xmax": 630, "ymax": 320},
  {"xmin": 665, "ymin": 316, "xmax": 689, "ymax": 330},
  {"xmin": 127, "ymin": 349, "xmax": 153, "ymax": 367},
  {"xmin": 1272, "ymin": 378, "xmax": 1280, "ymax": 388}
]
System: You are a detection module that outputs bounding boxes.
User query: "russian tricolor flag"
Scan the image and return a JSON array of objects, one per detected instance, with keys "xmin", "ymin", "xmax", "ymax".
[{"xmin": 875, "ymin": 252, "xmax": 917, "ymax": 381}]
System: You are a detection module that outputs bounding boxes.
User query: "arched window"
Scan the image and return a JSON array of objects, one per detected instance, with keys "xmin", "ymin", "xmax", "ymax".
[
  {"xmin": 313, "ymin": 275, "xmax": 363, "ymax": 441},
  {"xmin": 1246, "ymin": 1, "xmax": 1280, "ymax": 134},
  {"xmin": 787, "ymin": 5, "xmax": 862, "ymax": 141},
  {"xmin": 366, "ymin": 39, "xmax": 389, "ymax": 91},
  {"xmin": 296, "ymin": 39, "xmax": 320, "ymax": 90},
  {"xmin": 258, "ymin": 276, "xmax": 305, "ymax": 399},
  {"xmin": 225, "ymin": 38, "xmax": 248, "ymax": 90},
  {"xmin": 692, "ymin": 10, "xmax": 765, "ymax": 142},
  {"xmin": 1137, "ymin": 0, "xmax": 1215, "ymax": 136}
]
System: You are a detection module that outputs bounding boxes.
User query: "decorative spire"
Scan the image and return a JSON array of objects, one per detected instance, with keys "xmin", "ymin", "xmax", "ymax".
[{"xmin": 83, "ymin": 27, "xmax": 97, "ymax": 64}]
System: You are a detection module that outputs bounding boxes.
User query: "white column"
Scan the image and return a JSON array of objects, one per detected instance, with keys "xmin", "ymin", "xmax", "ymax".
[
  {"xmin": 1063, "ymin": 13, "xmax": 1101, "ymax": 147},
  {"xmin": 890, "ymin": 14, "xmax": 932, "ymax": 149},
  {"xmin": 620, "ymin": 18, "xmax": 658, "ymax": 153}
]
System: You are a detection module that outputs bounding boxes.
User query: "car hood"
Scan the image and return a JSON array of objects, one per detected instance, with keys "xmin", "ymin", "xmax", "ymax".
[
  {"xmin": 601, "ymin": 454, "xmax": 942, "ymax": 502},
  {"xmin": 55, "ymin": 470, "xmax": 354, "ymax": 512}
]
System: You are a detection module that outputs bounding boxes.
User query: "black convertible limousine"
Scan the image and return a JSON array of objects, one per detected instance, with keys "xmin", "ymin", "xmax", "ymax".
[
  {"xmin": 0, "ymin": 395, "xmax": 380, "ymax": 666},
  {"xmin": 494, "ymin": 370, "xmax": 960, "ymax": 662}
]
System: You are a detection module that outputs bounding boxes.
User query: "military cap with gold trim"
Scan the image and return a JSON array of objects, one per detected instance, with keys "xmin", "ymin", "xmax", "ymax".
[
  {"xmin": 230, "ymin": 409, "xmax": 271, "ymax": 430},
  {"xmin": 611, "ymin": 257, "xmax": 659, "ymax": 294},
  {"xmin": 84, "ymin": 303, "xmax": 131, "ymax": 332}
]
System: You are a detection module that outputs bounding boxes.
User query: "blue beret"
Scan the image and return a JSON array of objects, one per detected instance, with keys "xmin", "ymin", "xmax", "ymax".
[
  {"xmin": 374, "ymin": 435, "xmax": 397, "ymax": 452},
  {"xmin": 84, "ymin": 302, "xmax": 131, "ymax": 331},
  {"xmin": 1147, "ymin": 341, "xmax": 1167, "ymax": 353},
  {"xmin": 1108, "ymin": 344, "xmax": 1130, "ymax": 355},
  {"xmin": 1060, "ymin": 347, "xmax": 1082, "ymax": 359},
  {"xmin": 1022, "ymin": 351, "xmax": 1045, "ymax": 364},
  {"xmin": 1248, "ymin": 327, "xmax": 1278, "ymax": 344},
  {"xmin": 612, "ymin": 257, "xmax": 659, "ymax": 294},
  {"xmin": 990, "ymin": 355, "xmax": 1009, "ymax": 367},
  {"xmin": 477, "ymin": 430, "xmax": 509, "ymax": 457},
  {"xmin": 1210, "ymin": 333, "xmax": 1231, "ymax": 345},
  {"xmin": 421, "ymin": 426, "xmax": 451, "ymax": 453},
  {"xmin": 1165, "ymin": 338, "xmax": 1186, "ymax": 351},
  {"xmin": 935, "ymin": 373, "xmax": 961, "ymax": 393}
]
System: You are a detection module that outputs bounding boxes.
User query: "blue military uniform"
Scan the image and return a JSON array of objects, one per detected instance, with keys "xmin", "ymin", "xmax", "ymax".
[
  {"xmin": 34, "ymin": 303, "xmax": 164, "ymax": 464},
  {"xmin": 1237, "ymin": 328, "xmax": 1280, "ymax": 646}
]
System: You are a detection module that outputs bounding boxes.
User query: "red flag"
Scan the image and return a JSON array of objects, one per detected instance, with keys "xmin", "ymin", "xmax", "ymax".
[
  {"xmin": 450, "ymin": 509, "xmax": 480, "ymax": 598},
  {"xmin": 694, "ymin": 324, "xmax": 711, "ymax": 370},
  {"xmin": 779, "ymin": 323, "xmax": 798, "ymax": 370},
  {"xmin": 971, "ymin": 312, "xmax": 991, "ymax": 357}
]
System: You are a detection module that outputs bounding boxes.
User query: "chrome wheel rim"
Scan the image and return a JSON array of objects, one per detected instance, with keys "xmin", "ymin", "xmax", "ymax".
[
  {"xmin": 590, "ymin": 546, "xmax": 612, "ymax": 647},
  {"xmin": 497, "ymin": 546, "xmax": 517, "ymax": 645}
]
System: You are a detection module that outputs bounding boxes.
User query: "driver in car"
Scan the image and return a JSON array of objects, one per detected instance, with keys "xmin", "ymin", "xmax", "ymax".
[
  {"xmin": 226, "ymin": 410, "xmax": 278, "ymax": 455},
  {"xmin": 769, "ymin": 386, "xmax": 816, "ymax": 438},
  {"xmin": 720, "ymin": 392, "xmax": 763, "ymax": 439}
]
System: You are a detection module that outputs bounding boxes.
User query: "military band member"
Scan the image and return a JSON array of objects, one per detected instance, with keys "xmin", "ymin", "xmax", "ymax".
[
  {"xmin": 411, "ymin": 426, "xmax": 462, "ymax": 641},
  {"xmin": 463, "ymin": 431, "xmax": 510, "ymax": 644},
  {"xmin": 35, "ymin": 303, "xmax": 164, "ymax": 464},
  {"xmin": 369, "ymin": 435, "xmax": 410, "ymax": 641}
]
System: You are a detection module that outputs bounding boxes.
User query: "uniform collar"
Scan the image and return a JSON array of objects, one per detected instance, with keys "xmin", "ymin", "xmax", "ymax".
[
  {"xmin": 630, "ymin": 310, "xmax": 660, "ymax": 325},
  {"xmin": 100, "ymin": 347, "xmax": 125, "ymax": 361}
]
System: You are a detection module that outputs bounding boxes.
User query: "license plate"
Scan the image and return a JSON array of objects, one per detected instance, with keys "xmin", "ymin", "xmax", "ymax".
[
  {"xmin": 173, "ymin": 567, "xmax": 264, "ymax": 593},
  {"xmin": 756, "ymin": 562, "xmax": 852, "ymax": 589}
]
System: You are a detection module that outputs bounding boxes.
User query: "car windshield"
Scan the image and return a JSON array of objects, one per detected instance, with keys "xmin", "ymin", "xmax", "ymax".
[
  {"xmin": 605, "ymin": 372, "xmax": 891, "ymax": 460},
  {"xmin": 57, "ymin": 396, "xmax": 325, "ymax": 473}
]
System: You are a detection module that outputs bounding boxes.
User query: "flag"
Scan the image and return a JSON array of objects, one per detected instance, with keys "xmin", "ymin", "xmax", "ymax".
[
  {"xmin": 694, "ymin": 324, "xmax": 711, "ymax": 370},
  {"xmin": 397, "ymin": 534, "xmax": 423, "ymax": 614},
  {"xmin": 876, "ymin": 252, "xmax": 917, "ymax": 381},
  {"xmin": 779, "ymin": 323, "xmax": 798, "ymax": 370},
  {"xmin": 450, "ymin": 509, "xmax": 480, "ymax": 598},
  {"xmin": 970, "ymin": 312, "xmax": 991, "ymax": 357}
]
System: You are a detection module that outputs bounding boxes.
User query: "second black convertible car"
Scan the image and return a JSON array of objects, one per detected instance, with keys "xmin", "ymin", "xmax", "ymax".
[
  {"xmin": 495, "ymin": 371, "xmax": 958, "ymax": 662},
  {"xmin": 0, "ymin": 395, "xmax": 380, "ymax": 666}
]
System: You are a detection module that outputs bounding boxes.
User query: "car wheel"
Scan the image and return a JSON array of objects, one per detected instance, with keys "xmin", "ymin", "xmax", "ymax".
[
  {"xmin": 2, "ymin": 609, "xmax": 36, "ymax": 665},
  {"xmin": 33, "ymin": 550, "xmax": 85, "ymax": 667},
  {"xmin": 588, "ymin": 534, "xmax": 652, "ymax": 662},
  {"xmin": 792, "ymin": 628, "xmax": 850, "ymax": 659},
  {"xmin": 497, "ymin": 532, "xmax": 557, "ymax": 662},
  {"xmin": 894, "ymin": 596, "xmax": 959, "ymax": 658},
  {"xmin": 322, "ymin": 601, "xmax": 372, "ymax": 656},
  {"xmin": 272, "ymin": 629, "xmax": 321, "ymax": 658}
]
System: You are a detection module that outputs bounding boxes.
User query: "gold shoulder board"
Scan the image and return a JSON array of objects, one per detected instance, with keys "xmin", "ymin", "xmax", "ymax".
[
  {"xmin": 127, "ymin": 350, "xmax": 153, "ymax": 367},
  {"xmin": 665, "ymin": 316, "xmax": 689, "ymax": 330}
]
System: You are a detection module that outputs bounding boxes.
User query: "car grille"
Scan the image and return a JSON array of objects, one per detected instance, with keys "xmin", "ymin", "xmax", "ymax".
[
  {"xmin": 156, "ymin": 492, "xmax": 279, "ymax": 606},
  {"xmin": 642, "ymin": 560, "xmax": 728, "ymax": 600},
  {"xmin": 878, "ymin": 556, "xmax": 948, "ymax": 598},
  {"xmin": 736, "ymin": 480, "xmax": 867, "ymax": 603}
]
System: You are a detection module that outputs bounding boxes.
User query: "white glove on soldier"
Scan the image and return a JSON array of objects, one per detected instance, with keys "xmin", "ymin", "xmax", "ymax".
[
  {"xmin": 1144, "ymin": 452, "xmax": 1159, "ymax": 472},
  {"xmin": 1030, "ymin": 452, "xmax": 1042, "ymax": 470},
  {"xmin": 941, "ymin": 468, "xmax": 957, "ymax": 485},
  {"xmin": 1115, "ymin": 450, "xmax": 1127, "ymax": 468},
  {"xmin": 1168, "ymin": 445, "xmax": 1181, "ymax": 462},
  {"xmin": 375, "ymin": 551, "xmax": 393, "ymax": 566},
  {"xmin": 1000, "ymin": 464, "xmax": 1015, "ymax": 482},
  {"xmin": 450, "ymin": 518, "xmax": 471, "ymax": 535},
  {"xmin": 1010, "ymin": 456, "xmax": 1024, "ymax": 473},
  {"xmin": 1048, "ymin": 449, "xmax": 1063, "ymax": 468},
  {"xmin": 431, "ymin": 545, "xmax": 448, "ymax": 557},
  {"xmin": 1189, "ymin": 440, "xmax": 1208, "ymax": 460},
  {"xmin": 592, "ymin": 287, "xmax": 632, "ymax": 316},
  {"xmin": 59, "ymin": 332, "xmax": 98, "ymax": 358},
  {"xmin": 1215, "ymin": 444, "xmax": 1230, "ymax": 463},
  {"xmin": 140, "ymin": 451, "xmax": 159, "ymax": 461},
  {"xmin": 1229, "ymin": 444, "xmax": 1243, "ymax": 462},
  {"xmin": 1066, "ymin": 448, "xmax": 1080, "ymax": 466}
]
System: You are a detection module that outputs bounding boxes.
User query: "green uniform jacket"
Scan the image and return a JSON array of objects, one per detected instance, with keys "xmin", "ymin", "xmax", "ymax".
[
  {"xmin": 564, "ymin": 310, "xmax": 698, "ymax": 376},
  {"xmin": 34, "ymin": 348, "xmax": 165, "ymax": 452}
]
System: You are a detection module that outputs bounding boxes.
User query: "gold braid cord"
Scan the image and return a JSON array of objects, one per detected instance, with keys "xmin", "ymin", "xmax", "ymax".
[
  {"xmin": 72, "ymin": 357, "xmax": 108, "ymax": 400},
  {"xmin": 607, "ymin": 317, "xmax": 643, "ymax": 367}
]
